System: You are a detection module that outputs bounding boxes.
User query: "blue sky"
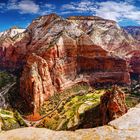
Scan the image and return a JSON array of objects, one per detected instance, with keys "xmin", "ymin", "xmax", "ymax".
[{"xmin": 0, "ymin": 0, "xmax": 140, "ymax": 31}]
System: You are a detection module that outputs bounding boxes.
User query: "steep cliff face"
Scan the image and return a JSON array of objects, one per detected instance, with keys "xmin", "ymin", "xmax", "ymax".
[
  {"xmin": 128, "ymin": 51, "xmax": 140, "ymax": 74},
  {"xmin": 0, "ymin": 14, "xmax": 138, "ymax": 112},
  {"xmin": 0, "ymin": 27, "xmax": 26, "ymax": 70},
  {"xmin": 77, "ymin": 34, "xmax": 130, "ymax": 85},
  {"xmin": 19, "ymin": 14, "xmax": 131, "ymax": 112},
  {"xmin": 68, "ymin": 16, "xmax": 138, "ymax": 57},
  {"xmin": 20, "ymin": 54, "xmax": 54, "ymax": 113}
]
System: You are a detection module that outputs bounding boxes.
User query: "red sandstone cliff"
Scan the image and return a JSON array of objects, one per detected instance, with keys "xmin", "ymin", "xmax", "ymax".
[{"xmin": 0, "ymin": 14, "xmax": 139, "ymax": 112}]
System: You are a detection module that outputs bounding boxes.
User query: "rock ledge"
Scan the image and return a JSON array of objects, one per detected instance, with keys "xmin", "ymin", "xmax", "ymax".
[{"xmin": 0, "ymin": 103, "xmax": 140, "ymax": 140}]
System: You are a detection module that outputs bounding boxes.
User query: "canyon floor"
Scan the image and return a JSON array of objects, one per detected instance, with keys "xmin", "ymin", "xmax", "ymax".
[{"xmin": 1, "ymin": 103, "xmax": 140, "ymax": 140}]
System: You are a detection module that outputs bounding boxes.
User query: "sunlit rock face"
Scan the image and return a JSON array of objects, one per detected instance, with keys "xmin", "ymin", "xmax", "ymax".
[
  {"xmin": 68, "ymin": 16, "xmax": 138, "ymax": 57},
  {"xmin": 0, "ymin": 27, "xmax": 26, "ymax": 70},
  {"xmin": 78, "ymin": 86, "xmax": 127, "ymax": 129},
  {"xmin": 20, "ymin": 54, "xmax": 54, "ymax": 113},
  {"xmin": 100, "ymin": 86, "xmax": 128, "ymax": 124},
  {"xmin": 0, "ymin": 14, "xmax": 139, "ymax": 112},
  {"xmin": 18, "ymin": 14, "xmax": 131, "ymax": 112}
]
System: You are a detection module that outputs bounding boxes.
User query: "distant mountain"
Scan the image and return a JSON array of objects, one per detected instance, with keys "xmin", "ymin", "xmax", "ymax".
[
  {"xmin": 0, "ymin": 26, "xmax": 25, "ymax": 39},
  {"xmin": 123, "ymin": 26, "xmax": 140, "ymax": 41}
]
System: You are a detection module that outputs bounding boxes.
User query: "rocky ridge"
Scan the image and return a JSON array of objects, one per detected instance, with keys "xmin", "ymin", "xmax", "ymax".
[
  {"xmin": 0, "ymin": 26, "xmax": 25, "ymax": 39},
  {"xmin": 0, "ymin": 14, "xmax": 139, "ymax": 112}
]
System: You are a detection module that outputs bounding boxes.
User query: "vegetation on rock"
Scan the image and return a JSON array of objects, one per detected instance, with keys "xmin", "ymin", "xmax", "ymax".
[
  {"xmin": 0, "ymin": 109, "xmax": 27, "ymax": 131},
  {"xmin": 37, "ymin": 87, "xmax": 104, "ymax": 130}
]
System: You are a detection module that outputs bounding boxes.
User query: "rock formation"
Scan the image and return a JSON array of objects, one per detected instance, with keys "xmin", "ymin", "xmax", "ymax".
[
  {"xmin": 100, "ymin": 86, "xmax": 127, "ymax": 124},
  {"xmin": 20, "ymin": 53, "xmax": 54, "ymax": 112},
  {"xmin": 129, "ymin": 51, "xmax": 140, "ymax": 74},
  {"xmin": 0, "ymin": 27, "xmax": 26, "ymax": 70},
  {"xmin": 0, "ymin": 14, "xmax": 139, "ymax": 112},
  {"xmin": 78, "ymin": 86, "xmax": 127, "ymax": 129}
]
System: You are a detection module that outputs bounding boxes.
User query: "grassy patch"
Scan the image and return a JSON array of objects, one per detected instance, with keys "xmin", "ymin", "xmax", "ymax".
[
  {"xmin": 38, "ymin": 84, "xmax": 105, "ymax": 130},
  {"xmin": 125, "ymin": 95, "xmax": 140, "ymax": 108},
  {"xmin": 0, "ymin": 108, "xmax": 27, "ymax": 130}
]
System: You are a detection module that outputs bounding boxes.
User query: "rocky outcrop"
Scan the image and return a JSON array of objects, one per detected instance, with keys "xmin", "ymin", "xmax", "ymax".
[
  {"xmin": 100, "ymin": 86, "xmax": 127, "ymax": 124},
  {"xmin": 20, "ymin": 53, "xmax": 54, "ymax": 113},
  {"xmin": 78, "ymin": 86, "xmax": 127, "ymax": 129},
  {"xmin": 0, "ymin": 14, "xmax": 138, "ymax": 112},
  {"xmin": 0, "ymin": 103, "xmax": 140, "ymax": 140},
  {"xmin": 0, "ymin": 27, "xmax": 26, "ymax": 70}
]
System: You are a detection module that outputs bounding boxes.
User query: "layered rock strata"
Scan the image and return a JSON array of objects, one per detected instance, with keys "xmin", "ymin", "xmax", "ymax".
[{"xmin": 0, "ymin": 14, "xmax": 139, "ymax": 112}]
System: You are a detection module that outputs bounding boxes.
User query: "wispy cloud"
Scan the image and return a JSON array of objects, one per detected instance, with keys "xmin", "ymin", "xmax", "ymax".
[
  {"xmin": 7, "ymin": 0, "xmax": 40, "ymax": 14},
  {"xmin": 62, "ymin": 0, "xmax": 96, "ymax": 13},
  {"xmin": 95, "ymin": 1, "xmax": 140, "ymax": 23},
  {"xmin": 0, "ymin": 0, "xmax": 140, "ymax": 25},
  {"xmin": 61, "ymin": 0, "xmax": 140, "ymax": 24},
  {"xmin": 0, "ymin": 3, "xmax": 6, "ymax": 8},
  {"xmin": 0, "ymin": 0, "xmax": 55, "ymax": 14},
  {"xmin": 40, "ymin": 3, "xmax": 56, "ymax": 15}
]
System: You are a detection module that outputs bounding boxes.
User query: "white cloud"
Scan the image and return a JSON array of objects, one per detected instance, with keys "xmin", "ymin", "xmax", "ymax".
[
  {"xmin": 18, "ymin": 0, "xmax": 39, "ymax": 14},
  {"xmin": 7, "ymin": 0, "xmax": 40, "ymax": 14},
  {"xmin": 95, "ymin": 1, "xmax": 140, "ymax": 24},
  {"xmin": 60, "ymin": 11, "xmax": 73, "ymax": 15},
  {"xmin": 0, "ymin": 0, "xmax": 56, "ymax": 15},
  {"xmin": 62, "ymin": 0, "xmax": 96, "ymax": 13},
  {"xmin": 44, "ymin": 4, "xmax": 56, "ymax": 10},
  {"xmin": 61, "ymin": 0, "xmax": 140, "ymax": 24},
  {"xmin": 39, "ymin": 3, "xmax": 56, "ymax": 15}
]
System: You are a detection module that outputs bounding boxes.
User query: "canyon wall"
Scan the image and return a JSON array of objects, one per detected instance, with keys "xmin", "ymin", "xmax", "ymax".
[{"xmin": 0, "ymin": 14, "xmax": 139, "ymax": 112}]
